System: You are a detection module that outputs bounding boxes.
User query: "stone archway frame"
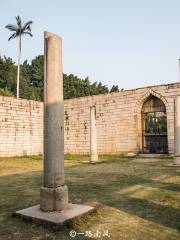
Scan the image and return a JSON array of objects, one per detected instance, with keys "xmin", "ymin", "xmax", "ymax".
[{"xmin": 134, "ymin": 88, "xmax": 170, "ymax": 153}]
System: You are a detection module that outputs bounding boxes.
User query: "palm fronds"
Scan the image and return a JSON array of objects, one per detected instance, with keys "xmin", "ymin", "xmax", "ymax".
[
  {"xmin": 5, "ymin": 24, "xmax": 18, "ymax": 32},
  {"xmin": 5, "ymin": 16, "xmax": 33, "ymax": 41},
  {"xmin": 8, "ymin": 33, "xmax": 17, "ymax": 41}
]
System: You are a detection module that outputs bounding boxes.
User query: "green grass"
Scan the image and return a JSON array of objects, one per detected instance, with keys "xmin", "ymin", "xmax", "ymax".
[{"xmin": 0, "ymin": 155, "xmax": 180, "ymax": 239}]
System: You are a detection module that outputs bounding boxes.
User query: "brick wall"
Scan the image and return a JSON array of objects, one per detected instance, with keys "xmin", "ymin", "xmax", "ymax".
[
  {"xmin": 64, "ymin": 82, "xmax": 180, "ymax": 155},
  {"xmin": 0, "ymin": 96, "xmax": 43, "ymax": 156},
  {"xmin": 0, "ymin": 82, "xmax": 180, "ymax": 157}
]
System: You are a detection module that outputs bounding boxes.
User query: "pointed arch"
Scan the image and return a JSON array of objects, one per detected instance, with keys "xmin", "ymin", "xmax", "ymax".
[
  {"xmin": 134, "ymin": 89, "xmax": 169, "ymax": 153},
  {"xmin": 134, "ymin": 89, "xmax": 169, "ymax": 114}
]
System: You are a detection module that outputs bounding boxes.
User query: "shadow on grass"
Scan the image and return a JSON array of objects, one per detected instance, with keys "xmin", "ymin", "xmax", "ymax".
[
  {"xmin": 67, "ymin": 180, "xmax": 180, "ymax": 230},
  {"xmin": 109, "ymin": 195, "xmax": 180, "ymax": 230},
  {"xmin": 0, "ymin": 158, "xmax": 180, "ymax": 235},
  {"xmin": 65, "ymin": 162, "xmax": 180, "ymax": 230}
]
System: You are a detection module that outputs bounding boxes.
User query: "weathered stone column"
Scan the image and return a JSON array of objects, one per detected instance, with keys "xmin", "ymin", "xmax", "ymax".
[
  {"xmin": 15, "ymin": 31, "xmax": 94, "ymax": 223},
  {"xmin": 174, "ymin": 96, "xmax": 180, "ymax": 165},
  {"xmin": 40, "ymin": 32, "xmax": 68, "ymax": 211},
  {"xmin": 90, "ymin": 106, "xmax": 98, "ymax": 162}
]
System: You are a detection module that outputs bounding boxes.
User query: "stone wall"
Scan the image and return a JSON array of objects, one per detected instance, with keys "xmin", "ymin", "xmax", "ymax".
[
  {"xmin": 0, "ymin": 82, "xmax": 180, "ymax": 156},
  {"xmin": 64, "ymin": 82, "xmax": 180, "ymax": 155},
  {"xmin": 0, "ymin": 96, "xmax": 43, "ymax": 156}
]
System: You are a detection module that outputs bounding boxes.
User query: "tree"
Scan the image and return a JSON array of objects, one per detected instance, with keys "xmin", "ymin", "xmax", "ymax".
[
  {"xmin": 0, "ymin": 87, "xmax": 13, "ymax": 96},
  {"xmin": 0, "ymin": 54, "xmax": 114, "ymax": 100},
  {"xmin": 0, "ymin": 56, "xmax": 16, "ymax": 94},
  {"xmin": 30, "ymin": 55, "xmax": 44, "ymax": 100},
  {"xmin": 63, "ymin": 74, "xmax": 109, "ymax": 99},
  {"xmin": 5, "ymin": 16, "xmax": 33, "ymax": 98},
  {"xmin": 110, "ymin": 85, "xmax": 119, "ymax": 92},
  {"xmin": 19, "ymin": 60, "xmax": 38, "ymax": 100}
]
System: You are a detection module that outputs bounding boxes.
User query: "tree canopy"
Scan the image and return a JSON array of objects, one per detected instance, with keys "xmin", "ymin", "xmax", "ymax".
[{"xmin": 0, "ymin": 55, "xmax": 119, "ymax": 101}]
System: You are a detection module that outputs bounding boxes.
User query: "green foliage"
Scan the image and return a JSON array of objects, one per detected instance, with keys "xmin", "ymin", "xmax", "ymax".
[
  {"xmin": 0, "ymin": 87, "xmax": 13, "ymax": 96},
  {"xmin": 63, "ymin": 75, "xmax": 109, "ymax": 99},
  {"xmin": 5, "ymin": 16, "xmax": 33, "ymax": 41},
  {"xmin": 145, "ymin": 113, "xmax": 167, "ymax": 134},
  {"xmin": 0, "ymin": 54, "xmax": 119, "ymax": 101},
  {"xmin": 110, "ymin": 85, "xmax": 119, "ymax": 92},
  {"xmin": 0, "ymin": 56, "xmax": 16, "ymax": 93}
]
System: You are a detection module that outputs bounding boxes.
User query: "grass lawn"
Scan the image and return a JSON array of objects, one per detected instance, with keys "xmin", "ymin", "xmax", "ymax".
[{"xmin": 0, "ymin": 155, "xmax": 180, "ymax": 239}]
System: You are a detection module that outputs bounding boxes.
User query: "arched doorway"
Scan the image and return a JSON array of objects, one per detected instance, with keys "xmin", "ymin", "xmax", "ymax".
[{"xmin": 141, "ymin": 95, "xmax": 168, "ymax": 154}]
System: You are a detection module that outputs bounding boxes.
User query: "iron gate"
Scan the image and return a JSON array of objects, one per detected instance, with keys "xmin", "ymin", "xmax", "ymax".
[{"xmin": 141, "ymin": 95, "xmax": 168, "ymax": 154}]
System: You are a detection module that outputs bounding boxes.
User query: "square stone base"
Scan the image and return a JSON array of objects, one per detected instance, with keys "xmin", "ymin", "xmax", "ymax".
[{"xmin": 15, "ymin": 204, "xmax": 94, "ymax": 225}]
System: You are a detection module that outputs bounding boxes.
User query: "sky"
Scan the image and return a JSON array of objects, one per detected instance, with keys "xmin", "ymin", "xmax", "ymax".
[{"xmin": 1, "ymin": 0, "xmax": 180, "ymax": 90}]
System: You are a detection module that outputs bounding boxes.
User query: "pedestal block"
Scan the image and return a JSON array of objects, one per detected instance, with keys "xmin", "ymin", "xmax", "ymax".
[{"xmin": 40, "ymin": 185, "xmax": 68, "ymax": 211}]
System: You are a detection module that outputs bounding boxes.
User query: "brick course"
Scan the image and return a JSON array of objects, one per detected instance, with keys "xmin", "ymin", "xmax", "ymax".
[{"xmin": 0, "ymin": 82, "xmax": 180, "ymax": 156}]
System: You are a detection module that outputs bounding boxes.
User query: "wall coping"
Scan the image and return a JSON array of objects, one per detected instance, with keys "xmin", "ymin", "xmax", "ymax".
[{"xmin": 0, "ymin": 81, "xmax": 180, "ymax": 104}]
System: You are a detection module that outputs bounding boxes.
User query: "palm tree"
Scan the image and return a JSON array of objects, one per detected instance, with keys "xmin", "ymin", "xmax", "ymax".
[{"xmin": 5, "ymin": 16, "xmax": 33, "ymax": 98}]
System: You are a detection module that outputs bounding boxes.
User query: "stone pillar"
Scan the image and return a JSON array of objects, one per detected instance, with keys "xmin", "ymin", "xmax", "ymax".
[
  {"xmin": 174, "ymin": 96, "xmax": 180, "ymax": 165},
  {"xmin": 90, "ymin": 106, "xmax": 98, "ymax": 162},
  {"xmin": 40, "ymin": 32, "xmax": 68, "ymax": 211}
]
